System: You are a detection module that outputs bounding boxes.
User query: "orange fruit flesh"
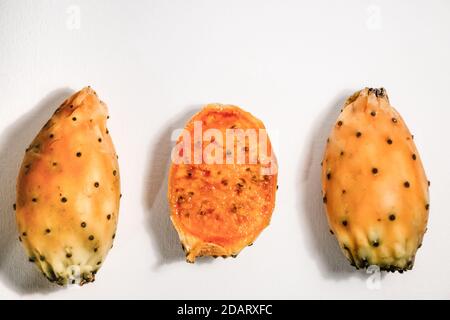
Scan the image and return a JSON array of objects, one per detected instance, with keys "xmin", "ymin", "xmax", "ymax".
[{"xmin": 168, "ymin": 105, "xmax": 277, "ymax": 253}]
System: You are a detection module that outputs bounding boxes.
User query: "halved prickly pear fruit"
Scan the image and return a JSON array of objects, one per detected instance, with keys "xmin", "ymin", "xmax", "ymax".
[
  {"xmin": 322, "ymin": 88, "xmax": 429, "ymax": 272},
  {"xmin": 168, "ymin": 104, "xmax": 278, "ymax": 263},
  {"xmin": 16, "ymin": 87, "xmax": 121, "ymax": 285}
]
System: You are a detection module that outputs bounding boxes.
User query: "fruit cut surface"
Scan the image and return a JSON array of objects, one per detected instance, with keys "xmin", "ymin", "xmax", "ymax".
[{"xmin": 168, "ymin": 104, "xmax": 278, "ymax": 263}]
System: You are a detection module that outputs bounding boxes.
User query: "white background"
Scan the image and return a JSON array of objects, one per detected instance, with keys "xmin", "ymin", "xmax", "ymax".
[{"xmin": 0, "ymin": 0, "xmax": 449, "ymax": 300}]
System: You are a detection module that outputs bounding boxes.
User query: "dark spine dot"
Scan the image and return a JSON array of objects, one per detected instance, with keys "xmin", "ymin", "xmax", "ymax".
[
  {"xmin": 342, "ymin": 189, "xmax": 346, "ymax": 194},
  {"xmin": 88, "ymin": 235, "xmax": 94, "ymax": 241},
  {"xmin": 356, "ymin": 132, "xmax": 362, "ymax": 138},
  {"xmin": 52, "ymin": 162, "xmax": 57, "ymax": 166},
  {"xmin": 94, "ymin": 248, "xmax": 98, "ymax": 252},
  {"xmin": 327, "ymin": 173, "xmax": 331, "ymax": 180},
  {"xmin": 372, "ymin": 241, "xmax": 380, "ymax": 248},
  {"xmin": 76, "ymin": 152, "xmax": 82, "ymax": 157},
  {"xmin": 370, "ymin": 111, "xmax": 376, "ymax": 117},
  {"xmin": 392, "ymin": 118, "xmax": 398, "ymax": 123},
  {"xmin": 98, "ymin": 138, "xmax": 102, "ymax": 143},
  {"xmin": 40, "ymin": 256, "xmax": 45, "ymax": 261},
  {"xmin": 323, "ymin": 196, "xmax": 327, "ymax": 204},
  {"xmin": 337, "ymin": 121, "xmax": 343, "ymax": 127},
  {"xmin": 66, "ymin": 253, "xmax": 72, "ymax": 258},
  {"xmin": 22, "ymin": 232, "xmax": 27, "ymax": 237},
  {"xmin": 425, "ymin": 204, "xmax": 430, "ymax": 210},
  {"xmin": 113, "ymin": 170, "xmax": 117, "ymax": 176},
  {"xmin": 49, "ymin": 134, "xmax": 54, "ymax": 139},
  {"xmin": 13, "ymin": 203, "xmax": 16, "ymax": 210},
  {"xmin": 387, "ymin": 138, "xmax": 393, "ymax": 145},
  {"xmin": 329, "ymin": 230, "xmax": 334, "ymax": 235},
  {"xmin": 29, "ymin": 257, "xmax": 36, "ymax": 262},
  {"xmin": 94, "ymin": 182, "xmax": 100, "ymax": 188},
  {"xmin": 81, "ymin": 222, "xmax": 87, "ymax": 228},
  {"xmin": 45, "ymin": 229, "xmax": 51, "ymax": 234},
  {"xmin": 389, "ymin": 214, "xmax": 396, "ymax": 221},
  {"xmin": 61, "ymin": 197, "xmax": 67, "ymax": 203},
  {"xmin": 372, "ymin": 168, "xmax": 378, "ymax": 174},
  {"xmin": 18, "ymin": 236, "xmax": 22, "ymax": 242},
  {"xmin": 97, "ymin": 261, "xmax": 101, "ymax": 265},
  {"xmin": 112, "ymin": 233, "xmax": 116, "ymax": 239},
  {"xmin": 342, "ymin": 220, "xmax": 348, "ymax": 227},
  {"xmin": 107, "ymin": 214, "xmax": 111, "ymax": 220},
  {"xmin": 72, "ymin": 117, "xmax": 77, "ymax": 121},
  {"xmin": 412, "ymin": 154, "xmax": 417, "ymax": 160},
  {"xmin": 32, "ymin": 198, "xmax": 37, "ymax": 203},
  {"xmin": 404, "ymin": 181, "xmax": 410, "ymax": 188},
  {"xmin": 428, "ymin": 181, "xmax": 431, "ymax": 186}
]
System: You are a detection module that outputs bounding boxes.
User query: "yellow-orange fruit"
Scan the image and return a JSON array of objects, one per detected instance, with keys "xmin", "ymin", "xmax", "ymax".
[
  {"xmin": 322, "ymin": 88, "xmax": 429, "ymax": 272},
  {"xmin": 16, "ymin": 87, "xmax": 120, "ymax": 285}
]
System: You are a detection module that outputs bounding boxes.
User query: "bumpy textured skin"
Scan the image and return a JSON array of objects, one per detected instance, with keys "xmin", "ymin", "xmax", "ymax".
[
  {"xmin": 322, "ymin": 88, "xmax": 429, "ymax": 272},
  {"xmin": 168, "ymin": 104, "xmax": 278, "ymax": 263},
  {"xmin": 16, "ymin": 87, "xmax": 120, "ymax": 285}
]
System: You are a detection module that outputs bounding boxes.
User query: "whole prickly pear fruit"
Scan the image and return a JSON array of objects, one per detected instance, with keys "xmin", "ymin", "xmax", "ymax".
[
  {"xmin": 168, "ymin": 104, "xmax": 278, "ymax": 263},
  {"xmin": 15, "ymin": 87, "xmax": 120, "ymax": 285},
  {"xmin": 322, "ymin": 88, "xmax": 429, "ymax": 272}
]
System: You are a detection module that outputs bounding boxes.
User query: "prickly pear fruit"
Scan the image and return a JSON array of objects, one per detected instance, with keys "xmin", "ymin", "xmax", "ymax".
[
  {"xmin": 322, "ymin": 88, "xmax": 429, "ymax": 272},
  {"xmin": 168, "ymin": 104, "xmax": 278, "ymax": 263},
  {"xmin": 16, "ymin": 87, "xmax": 120, "ymax": 285}
]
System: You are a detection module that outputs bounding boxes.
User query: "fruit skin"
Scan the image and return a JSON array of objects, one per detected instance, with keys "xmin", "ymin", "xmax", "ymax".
[
  {"xmin": 322, "ymin": 88, "xmax": 429, "ymax": 272},
  {"xmin": 168, "ymin": 104, "xmax": 278, "ymax": 263},
  {"xmin": 15, "ymin": 87, "xmax": 120, "ymax": 285}
]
